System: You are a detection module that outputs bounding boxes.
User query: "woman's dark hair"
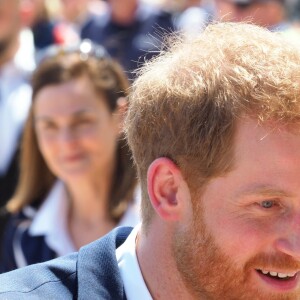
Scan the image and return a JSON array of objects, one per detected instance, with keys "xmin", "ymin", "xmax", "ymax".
[{"xmin": 7, "ymin": 41, "xmax": 137, "ymax": 222}]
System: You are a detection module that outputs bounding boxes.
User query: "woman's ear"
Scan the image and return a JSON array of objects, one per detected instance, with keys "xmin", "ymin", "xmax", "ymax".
[
  {"xmin": 147, "ymin": 157, "xmax": 191, "ymax": 222},
  {"xmin": 114, "ymin": 97, "xmax": 128, "ymax": 134}
]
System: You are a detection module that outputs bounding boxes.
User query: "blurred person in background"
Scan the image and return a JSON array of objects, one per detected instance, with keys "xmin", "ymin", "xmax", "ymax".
[
  {"xmin": 0, "ymin": 0, "xmax": 35, "ymax": 214},
  {"xmin": 81, "ymin": 0, "xmax": 176, "ymax": 81},
  {"xmin": 0, "ymin": 40, "xmax": 139, "ymax": 272},
  {"xmin": 284, "ymin": 0, "xmax": 300, "ymax": 40},
  {"xmin": 214, "ymin": 0, "xmax": 290, "ymax": 31},
  {"xmin": 214, "ymin": 0, "xmax": 300, "ymax": 44},
  {"xmin": 20, "ymin": 0, "xmax": 59, "ymax": 50},
  {"xmin": 50, "ymin": 0, "xmax": 107, "ymax": 46},
  {"xmin": 287, "ymin": 0, "xmax": 300, "ymax": 20},
  {"xmin": 59, "ymin": 0, "xmax": 106, "ymax": 27},
  {"xmin": 166, "ymin": 0, "xmax": 213, "ymax": 37}
]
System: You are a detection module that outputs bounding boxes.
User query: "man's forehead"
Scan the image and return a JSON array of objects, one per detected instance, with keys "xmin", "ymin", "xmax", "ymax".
[
  {"xmin": 235, "ymin": 118, "xmax": 300, "ymax": 138},
  {"xmin": 0, "ymin": 0, "xmax": 19, "ymax": 3},
  {"xmin": 232, "ymin": 118, "xmax": 300, "ymax": 164}
]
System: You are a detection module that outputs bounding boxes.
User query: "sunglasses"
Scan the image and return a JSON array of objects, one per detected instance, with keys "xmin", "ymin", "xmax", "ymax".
[
  {"xmin": 223, "ymin": 0, "xmax": 281, "ymax": 9},
  {"xmin": 36, "ymin": 39, "xmax": 109, "ymax": 64}
]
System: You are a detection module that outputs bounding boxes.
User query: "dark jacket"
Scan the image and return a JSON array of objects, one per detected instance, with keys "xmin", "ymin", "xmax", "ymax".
[
  {"xmin": 81, "ymin": 4, "xmax": 175, "ymax": 80},
  {"xmin": 0, "ymin": 202, "xmax": 56, "ymax": 273},
  {"xmin": 0, "ymin": 226, "xmax": 132, "ymax": 299},
  {"xmin": 0, "ymin": 147, "xmax": 20, "ymax": 209}
]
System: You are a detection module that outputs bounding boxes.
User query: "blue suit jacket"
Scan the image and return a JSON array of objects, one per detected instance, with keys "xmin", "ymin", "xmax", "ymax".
[{"xmin": 0, "ymin": 226, "xmax": 133, "ymax": 299}]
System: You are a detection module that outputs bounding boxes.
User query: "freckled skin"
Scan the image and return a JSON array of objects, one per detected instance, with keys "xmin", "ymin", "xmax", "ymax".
[{"xmin": 173, "ymin": 119, "xmax": 300, "ymax": 299}]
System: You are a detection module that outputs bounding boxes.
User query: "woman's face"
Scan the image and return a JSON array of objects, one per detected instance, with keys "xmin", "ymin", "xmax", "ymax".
[{"xmin": 34, "ymin": 76, "xmax": 121, "ymax": 183}]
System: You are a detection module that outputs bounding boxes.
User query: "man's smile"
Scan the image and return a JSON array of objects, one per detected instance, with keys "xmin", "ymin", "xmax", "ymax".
[
  {"xmin": 257, "ymin": 269, "xmax": 298, "ymax": 279},
  {"xmin": 255, "ymin": 269, "xmax": 300, "ymax": 291}
]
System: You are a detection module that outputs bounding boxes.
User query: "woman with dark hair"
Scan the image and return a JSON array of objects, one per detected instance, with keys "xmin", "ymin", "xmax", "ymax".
[{"xmin": 0, "ymin": 40, "xmax": 139, "ymax": 272}]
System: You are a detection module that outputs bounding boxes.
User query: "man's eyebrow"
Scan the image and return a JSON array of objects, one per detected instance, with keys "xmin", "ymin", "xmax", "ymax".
[{"xmin": 236, "ymin": 185, "xmax": 294, "ymax": 198}]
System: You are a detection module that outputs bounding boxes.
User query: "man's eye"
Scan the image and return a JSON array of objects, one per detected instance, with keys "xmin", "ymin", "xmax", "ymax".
[{"xmin": 260, "ymin": 200, "xmax": 275, "ymax": 209}]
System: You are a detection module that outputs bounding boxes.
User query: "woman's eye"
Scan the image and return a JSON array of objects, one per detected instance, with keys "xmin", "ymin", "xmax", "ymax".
[
  {"xmin": 40, "ymin": 123, "xmax": 57, "ymax": 132},
  {"xmin": 75, "ymin": 119, "xmax": 93, "ymax": 127}
]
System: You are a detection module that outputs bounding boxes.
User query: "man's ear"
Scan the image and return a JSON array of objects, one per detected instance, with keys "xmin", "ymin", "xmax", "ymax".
[{"xmin": 147, "ymin": 157, "xmax": 190, "ymax": 222}]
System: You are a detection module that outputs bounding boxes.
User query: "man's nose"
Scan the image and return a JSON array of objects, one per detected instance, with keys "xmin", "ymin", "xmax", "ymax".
[{"xmin": 274, "ymin": 212, "xmax": 300, "ymax": 261}]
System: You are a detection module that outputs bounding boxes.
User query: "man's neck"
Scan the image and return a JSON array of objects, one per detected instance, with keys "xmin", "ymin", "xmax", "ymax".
[{"xmin": 136, "ymin": 224, "xmax": 195, "ymax": 300}]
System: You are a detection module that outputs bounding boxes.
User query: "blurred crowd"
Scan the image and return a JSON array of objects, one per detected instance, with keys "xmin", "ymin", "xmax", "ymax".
[{"xmin": 0, "ymin": 0, "xmax": 300, "ymax": 271}]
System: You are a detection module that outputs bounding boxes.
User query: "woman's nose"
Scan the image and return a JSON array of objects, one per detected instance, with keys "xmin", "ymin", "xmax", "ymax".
[{"xmin": 58, "ymin": 127, "xmax": 77, "ymax": 144}]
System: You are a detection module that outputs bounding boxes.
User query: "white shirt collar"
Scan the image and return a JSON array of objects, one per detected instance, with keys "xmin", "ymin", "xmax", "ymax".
[
  {"xmin": 28, "ymin": 180, "xmax": 76, "ymax": 256},
  {"xmin": 116, "ymin": 225, "xmax": 153, "ymax": 300},
  {"xmin": 29, "ymin": 182, "xmax": 141, "ymax": 257}
]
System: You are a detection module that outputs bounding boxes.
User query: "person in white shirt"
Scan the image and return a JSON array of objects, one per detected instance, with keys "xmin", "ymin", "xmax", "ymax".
[{"xmin": 0, "ymin": 0, "xmax": 35, "ymax": 208}]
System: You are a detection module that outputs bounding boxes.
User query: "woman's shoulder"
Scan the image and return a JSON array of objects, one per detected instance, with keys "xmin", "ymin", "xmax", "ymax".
[
  {"xmin": 0, "ymin": 203, "xmax": 38, "ymax": 249},
  {"xmin": 3, "ymin": 200, "xmax": 40, "ymax": 226},
  {"xmin": 0, "ymin": 202, "xmax": 56, "ymax": 272},
  {"xmin": 0, "ymin": 207, "xmax": 12, "ymax": 241},
  {"xmin": 0, "ymin": 206, "xmax": 34, "ymax": 272}
]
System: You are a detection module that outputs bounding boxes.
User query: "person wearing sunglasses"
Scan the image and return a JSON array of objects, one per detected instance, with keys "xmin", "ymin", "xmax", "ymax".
[
  {"xmin": 0, "ymin": 40, "xmax": 140, "ymax": 273},
  {"xmin": 81, "ymin": 0, "xmax": 176, "ymax": 81},
  {"xmin": 215, "ymin": 0, "xmax": 289, "ymax": 30}
]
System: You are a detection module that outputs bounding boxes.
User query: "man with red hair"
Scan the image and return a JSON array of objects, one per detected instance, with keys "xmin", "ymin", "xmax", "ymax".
[{"xmin": 1, "ymin": 22, "xmax": 300, "ymax": 299}]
